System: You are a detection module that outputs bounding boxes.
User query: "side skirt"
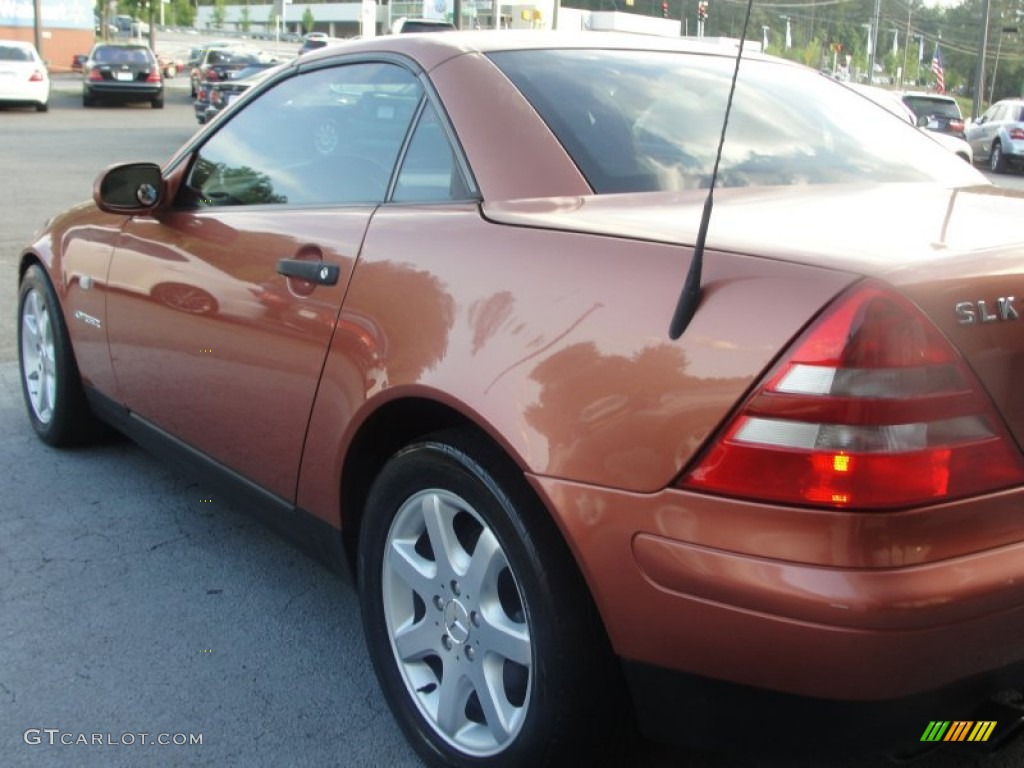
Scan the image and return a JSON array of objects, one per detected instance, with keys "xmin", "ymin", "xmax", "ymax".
[{"xmin": 84, "ymin": 386, "xmax": 352, "ymax": 582}]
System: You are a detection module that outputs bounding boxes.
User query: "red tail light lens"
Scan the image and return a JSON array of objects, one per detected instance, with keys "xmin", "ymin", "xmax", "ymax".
[
  {"xmin": 197, "ymin": 87, "xmax": 207, "ymax": 101},
  {"xmin": 949, "ymin": 119, "xmax": 964, "ymax": 133},
  {"xmin": 146, "ymin": 70, "xmax": 161, "ymax": 83},
  {"xmin": 682, "ymin": 282, "xmax": 1024, "ymax": 509},
  {"xmin": 29, "ymin": 69, "xmax": 44, "ymax": 82},
  {"xmin": 87, "ymin": 67, "xmax": 103, "ymax": 81},
  {"xmin": 210, "ymin": 91, "xmax": 221, "ymax": 105},
  {"xmin": 206, "ymin": 70, "xmax": 220, "ymax": 82},
  {"xmin": 1009, "ymin": 128, "xmax": 1024, "ymax": 141}
]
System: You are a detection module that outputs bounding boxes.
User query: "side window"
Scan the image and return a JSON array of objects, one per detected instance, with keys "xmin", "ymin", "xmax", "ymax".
[
  {"xmin": 392, "ymin": 102, "xmax": 470, "ymax": 202},
  {"xmin": 185, "ymin": 62, "xmax": 422, "ymax": 208}
]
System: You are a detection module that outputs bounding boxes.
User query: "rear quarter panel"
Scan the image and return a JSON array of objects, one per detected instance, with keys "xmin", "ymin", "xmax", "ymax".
[{"xmin": 296, "ymin": 205, "xmax": 857, "ymax": 525}]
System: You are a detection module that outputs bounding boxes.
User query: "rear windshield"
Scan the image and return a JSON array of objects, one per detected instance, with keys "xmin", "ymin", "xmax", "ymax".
[
  {"xmin": 490, "ymin": 49, "xmax": 979, "ymax": 192},
  {"xmin": 0, "ymin": 46, "xmax": 32, "ymax": 61},
  {"xmin": 93, "ymin": 46, "xmax": 152, "ymax": 65},
  {"xmin": 902, "ymin": 96, "xmax": 961, "ymax": 119}
]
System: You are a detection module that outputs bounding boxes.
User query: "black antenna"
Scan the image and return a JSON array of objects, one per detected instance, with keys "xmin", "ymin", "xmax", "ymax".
[{"xmin": 668, "ymin": 0, "xmax": 757, "ymax": 340}]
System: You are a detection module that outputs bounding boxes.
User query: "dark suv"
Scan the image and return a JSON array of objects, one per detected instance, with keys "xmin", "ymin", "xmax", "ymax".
[
  {"xmin": 901, "ymin": 92, "xmax": 965, "ymax": 140},
  {"xmin": 82, "ymin": 43, "xmax": 163, "ymax": 108}
]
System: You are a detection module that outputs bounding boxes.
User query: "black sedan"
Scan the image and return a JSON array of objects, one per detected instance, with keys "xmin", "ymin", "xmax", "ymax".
[{"xmin": 82, "ymin": 43, "xmax": 163, "ymax": 108}]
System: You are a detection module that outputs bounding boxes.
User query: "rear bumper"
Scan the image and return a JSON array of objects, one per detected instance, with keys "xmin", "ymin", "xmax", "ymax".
[
  {"xmin": 530, "ymin": 476, "xmax": 1024, "ymax": 726},
  {"xmin": 0, "ymin": 83, "xmax": 49, "ymax": 105},
  {"xmin": 84, "ymin": 82, "xmax": 162, "ymax": 101}
]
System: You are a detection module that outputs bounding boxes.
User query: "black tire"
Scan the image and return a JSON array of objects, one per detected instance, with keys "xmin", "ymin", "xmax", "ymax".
[
  {"xmin": 36, "ymin": 102, "xmax": 48, "ymax": 113},
  {"xmin": 17, "ymin": 264, "xmax": 104, "ymax": 446},
  {"xmin": 358, "ymin": 431, "xmax": 626, "ymax": 768},
  {"xmin": 990, "ymin": 141, "xmax": 1006, "ymax": 173},
  {"xmin": 82, "ymin": 93, "xmax": 95, "ymax": 108},
  {"xmin": 151, "ymin": 96, "xmax": 164, "ymax": 109}
]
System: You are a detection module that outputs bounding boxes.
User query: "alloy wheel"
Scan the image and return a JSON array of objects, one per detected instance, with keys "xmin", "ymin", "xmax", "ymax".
[
  {"xmin": 20, "ymin": 286, "xmax": 56, "ymax": 425},
  {"xmin": 381, "ymin": 488, "xmax": 532, "ymax": 757}
]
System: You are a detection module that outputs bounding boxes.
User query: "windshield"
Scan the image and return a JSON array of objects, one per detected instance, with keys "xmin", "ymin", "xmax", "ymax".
[{"xmin": 490, "ymin": 49, "xmax": 981, "ymax": 192}]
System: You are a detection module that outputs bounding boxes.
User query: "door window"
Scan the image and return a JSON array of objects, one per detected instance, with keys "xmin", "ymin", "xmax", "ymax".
[{"xmin": 185, "ymin": 62, "xmax": 422, "ymax": 207}]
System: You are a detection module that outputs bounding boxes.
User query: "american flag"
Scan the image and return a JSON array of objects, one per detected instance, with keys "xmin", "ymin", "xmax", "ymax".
[{"xmin": 931, "ymin": 43, "xmax": 945, "ymax": 94}]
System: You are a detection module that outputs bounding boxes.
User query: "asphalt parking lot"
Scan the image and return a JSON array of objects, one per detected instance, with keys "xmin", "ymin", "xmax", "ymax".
[{"xmin": 3, "ymin": 71, "xmax": 1024, "ymax": 768}]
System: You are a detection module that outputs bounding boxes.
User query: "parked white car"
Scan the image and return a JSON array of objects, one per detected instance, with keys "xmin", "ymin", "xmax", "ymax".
[
  {"xmin": 847, "ymin": 83, "xmax": 973, "ymax": 163},
  {"xmin": 0, "ymin": 40, "xmax": 49, "ymax": 112}
]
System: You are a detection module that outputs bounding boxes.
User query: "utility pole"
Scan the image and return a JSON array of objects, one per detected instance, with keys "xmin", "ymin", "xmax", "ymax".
[
  {"xmin": 900, "ymin": 2, "xmax": 912, "ymax": 89},
  {"xmin": 33, "ymin": 0, "xmax": 42, "ymax": 57},
  {"xmin": 972, "ymin": 0, "xmax": 991, "ymax": 120},
  {"xmin": 868, "ymin": 0, "xmax": 881, "ymax": 85}
]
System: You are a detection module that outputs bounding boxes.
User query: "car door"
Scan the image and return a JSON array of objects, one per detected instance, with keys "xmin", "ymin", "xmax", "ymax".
[
  {"xmin": 971, "ymin": 103, "xmax": 1002, "ymax": 157},
  {"xmin": 105, "ymin": 60, "xmax": 424, "ymax": 501}
]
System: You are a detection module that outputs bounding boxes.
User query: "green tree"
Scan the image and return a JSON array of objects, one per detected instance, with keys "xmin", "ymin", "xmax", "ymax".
[
  {"xmin": 171, "ymin": 0, "xmax": 196, "ymax": 27},
  {"xmin": 212, "ymin": 0, "xmax": 227, "ymax": 29},
  {"xmin": 302, "ymin": 6, "xmax": 315, "ymax": 34}
]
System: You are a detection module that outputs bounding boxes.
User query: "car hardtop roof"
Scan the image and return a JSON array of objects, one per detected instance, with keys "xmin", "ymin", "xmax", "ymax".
[
  {"xmin": 901, "ymin": 92, "xmax": 957, "ymax": 102},
  {"xmin": 298, "ymin": 30, "xmax": 777, "ymax": 71},
  {"xmin": 92, "ymin": 42, "xmax": 153, "ymax": 50},
  {"xmin": 0, "ymin": 39, "xmax": 37, "ymax": 49}
]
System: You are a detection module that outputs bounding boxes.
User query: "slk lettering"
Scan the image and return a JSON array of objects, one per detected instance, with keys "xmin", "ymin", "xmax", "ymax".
[{"xmin": 955, "ymin": 297, "xmax": 1018, "ymax": 325}]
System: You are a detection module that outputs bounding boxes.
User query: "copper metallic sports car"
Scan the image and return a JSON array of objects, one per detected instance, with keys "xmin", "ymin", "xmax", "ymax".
[{"xmin": 16, "ymin": 31, "xmax": 1024, "ymax": 766}]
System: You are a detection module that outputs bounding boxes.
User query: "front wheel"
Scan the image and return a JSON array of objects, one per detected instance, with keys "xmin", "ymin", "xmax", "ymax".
[
  {"xmin": 358, "ymin": 432, "xmax": 625, "ymax": 768},
  {"xmin": 18, "ymin": 264, "xmax": 104, "ymax": 446},
  {"xmin": 990, "ymin": 141, "xmax": 1006, "ymax": 173}
]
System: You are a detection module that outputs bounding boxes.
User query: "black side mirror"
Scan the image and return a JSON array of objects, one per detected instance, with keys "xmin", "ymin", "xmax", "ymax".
[{"xmin": 94, "ymin": 162, "xmax": 164, "ymax": 214}]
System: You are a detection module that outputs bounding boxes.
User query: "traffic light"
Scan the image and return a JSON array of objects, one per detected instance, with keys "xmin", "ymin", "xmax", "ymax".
[
  {"xmin": 661, "ymin": 2, "xmax": 669, "ymax": 18},
  {"xmin": 697, "ymin": 1, "xmax": 708, "ymax": 22}
]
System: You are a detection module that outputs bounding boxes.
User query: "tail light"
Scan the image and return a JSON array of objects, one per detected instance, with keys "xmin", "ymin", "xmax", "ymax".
[
  {"xmin": 29, "ymin": 69, "xmax": 44, "ymax": 82},
  {"xmin": 682, "ymin": 282, "xmax": 1024, "ymax": 509},
  {"xmin": 1009, "ymin": 128, "xmax": 1024, "ymax": 141},
  {"xmin": 949, "ymin": 119, "xmax": 964, "ymax": 133},
  {"xmin": 206, "ymin": 69, "xmax": 220, "ymax": 82},
  {"xmin": 197, "ymin": 87, "xmax": 207, "ymax": 101},
  {"xmin": 210, "ymin": 91, "xmax": 221, "ymax": 106},
  {"xmin": 87, "ymin": 67, "xmax": 103, "ymax": 81},
  {"xmin": 146, "ymin": 69, "xmax": 161, "ymax": 83}
]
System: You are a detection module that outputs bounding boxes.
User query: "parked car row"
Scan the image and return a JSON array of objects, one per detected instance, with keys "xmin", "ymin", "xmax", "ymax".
[
  {"xmin": 194, "ymin": 62, "xmax": 280, "ymax": 124},
  {"xmin": 188, "ymin": 40, "xmax": 282, "ymax": 98}
]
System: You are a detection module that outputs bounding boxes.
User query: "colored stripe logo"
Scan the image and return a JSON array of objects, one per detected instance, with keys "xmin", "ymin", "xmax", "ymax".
[{"xmin": 921, "ymin": 721, "xmax": 997, "ymax": 742}]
